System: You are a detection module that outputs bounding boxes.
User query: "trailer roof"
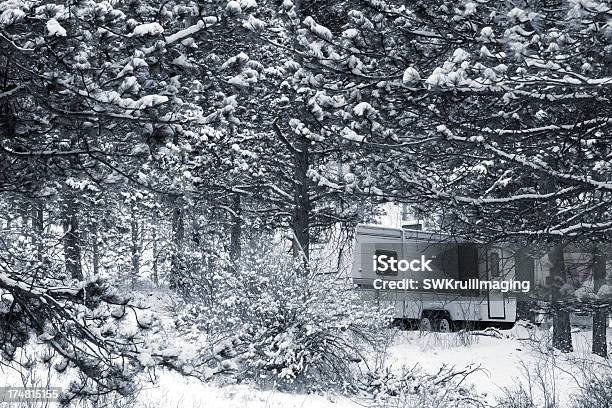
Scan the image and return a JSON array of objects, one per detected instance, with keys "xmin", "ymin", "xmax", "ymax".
[
  {"xmin": 356, "ymin": 224, "xmax": 469, "ymax": 243},
  {"xmin": 356, "ymin": 224, "xmax": 452, "ymax": 236}
]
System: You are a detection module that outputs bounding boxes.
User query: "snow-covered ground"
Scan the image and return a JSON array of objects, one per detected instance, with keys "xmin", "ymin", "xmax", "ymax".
[
  {"xmin": 383, "ymin": 325, "xmax": 608, "ymax": 406},
  {"xmin": 3, "ymin": 322, "xmax": 607, "ymax": 407},
  {"xmin": 136, "ymin": 373, "xmax": 358, "ymax": 408},
  {"xmin": 133, "ymin": 325, "xmax": 607, "ymax": 408}
]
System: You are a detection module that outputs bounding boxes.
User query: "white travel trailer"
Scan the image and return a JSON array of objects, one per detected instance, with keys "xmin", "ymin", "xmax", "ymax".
[{"xmin": 352, "ymin": 225, "xmax": 520, "ymax": 331}]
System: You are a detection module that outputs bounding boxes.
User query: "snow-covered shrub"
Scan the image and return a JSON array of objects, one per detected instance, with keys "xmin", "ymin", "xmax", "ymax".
[
  {"xmin": 416, "ymin": 327, "xmax": 482, "ymax": 350},
  {"xmin": 569, "ymin": 357, "xmax": 612, "ymax": 408},
  {"xmin": 359, "ymin": 364, "xmax": 487, "ymax": 408},
  {"xmin": 571, "ymin": 374, "xmax": 612, "ymax": 408},
  {"xmin": 497, "ymin": 359, "xmax": 559, "ymax": 408},
  {"xmin": 0, "ymin": 274, "xmax": 194, "ymax": 405},
  {"xmin": 175, "ymin": 248, "xmax": 392, "ymax": 389},
  {"xmin": 497, "ymin": 384, "xmax": 543, "ymax": 408}
]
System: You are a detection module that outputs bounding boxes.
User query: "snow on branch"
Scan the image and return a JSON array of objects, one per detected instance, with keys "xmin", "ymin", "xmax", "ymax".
[
  {"xmin": 164, "ymin": 16, "xmax": 219, "ymax": 45},
  {"xmin": 445, "ymin": 131, "xmax": 612, "ymax": 192}
]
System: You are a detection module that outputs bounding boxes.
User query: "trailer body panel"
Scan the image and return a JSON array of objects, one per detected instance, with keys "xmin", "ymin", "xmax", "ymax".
[{"xmin": 353, "ymin": 225, "xmax": 518, "ymax": 325}]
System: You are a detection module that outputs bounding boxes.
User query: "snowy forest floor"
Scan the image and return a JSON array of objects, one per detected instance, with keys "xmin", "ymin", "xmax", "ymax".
[
  {"xmin": 130, "ymin": 326, "xmax": 607, "ymax": 408},
  {"xmin": 1, "ymin": 290, "xmax": 609, "ymax": 408}
]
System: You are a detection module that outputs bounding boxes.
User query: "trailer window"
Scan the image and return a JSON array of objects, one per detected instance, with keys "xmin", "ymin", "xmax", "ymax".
[
  {"xmin": 490, "ymin": 252, "xmax": 500, "ymax": 278},
  {"xmin": 374, "ymin": 249, "xmax": 399, "ymax": 276},
  {"xmin": 457, "ymin": 245, "xmax": 479, "ymax": 280},
  {"xmin": 457, "ymin": 244, "xmax": 480, "ymax": 295}
]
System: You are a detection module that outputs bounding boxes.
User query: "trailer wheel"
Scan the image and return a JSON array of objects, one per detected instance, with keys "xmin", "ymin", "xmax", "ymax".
[
  {"xmin": 419, "ymin": 317, "xmax": 432, "ymax": 332},
  {"xmin": 437, "ymin": 318, "xmax": 452, "ymax": 333}
]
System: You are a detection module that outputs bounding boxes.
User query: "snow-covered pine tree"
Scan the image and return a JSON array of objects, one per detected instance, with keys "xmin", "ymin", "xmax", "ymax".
[
  {"xmin": 295, "ymin": 0, "xmax": 611, "ymax": 353},
  {"xmin": 0, "ymin": 0, "xmax": 245, "ymax": 397}
]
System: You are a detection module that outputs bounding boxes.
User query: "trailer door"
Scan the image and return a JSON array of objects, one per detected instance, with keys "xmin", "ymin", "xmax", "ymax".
[{"xmin": 487, "ymin": 251, "xmax": 506, "ymax": 319}]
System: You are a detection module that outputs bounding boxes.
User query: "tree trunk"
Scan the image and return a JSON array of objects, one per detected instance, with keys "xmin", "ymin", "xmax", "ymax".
[
  {"xmin": 152, "ymin": 223, "xmax": 159, "ymax": 287},
  {"xmin": 549, "ymin": 244, "xmax": 572, "ymax": 352},
  {"xmin": 130, "ymin": 205, "xmax": 140, "ymax": 288},
  {"xmin": 514, "ymin": 246, "xmax": 535, "ymax": 321},
  {"xmin": 229, "ymin": 193, "xmax": 242, "ymax": 263},
  {"xmin": 62, "ymin": 193, "xmax": 83, "ymax": 280},
  {"xmin": 170, "ymin": 205, "xmax": 184, "ymax": 288},
  {"xmin": 91, "ymin": 220, "xmax": 99, "ymax": 275},
  {"xmin": 593, "ymin": 245, "xmax": 607, "ymax": 358},
  {"xmin": 286, "ymin": 0, "xmax": 310, "ymax": 267},
  {"xmin": 32, "ymin": 200, "xmax": 44, "ymax": 263},
  {"xmin": 292, "ymin": 135, "xmax": 310, "ymax": 264}
]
